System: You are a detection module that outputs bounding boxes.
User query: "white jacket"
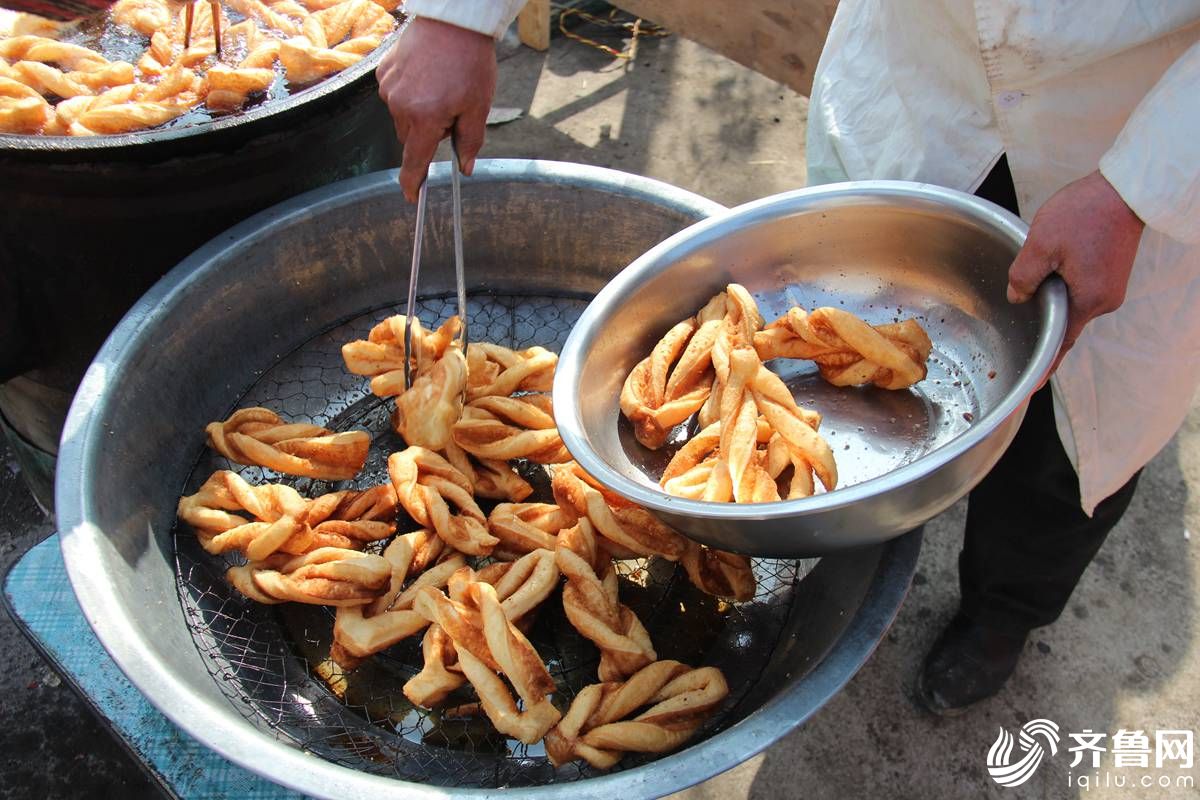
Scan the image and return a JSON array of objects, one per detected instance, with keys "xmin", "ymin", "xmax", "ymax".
[
  {"xmin": 808, "ymin": 1, "xmax": 1200, "ymax": 513},
  {"xmin": 409, "ymin": 0, "xmax": 1200, "ymax": 514},
  {"xmin": 402, "ymin": 0, "xmax": 527, "ymax": 38}
]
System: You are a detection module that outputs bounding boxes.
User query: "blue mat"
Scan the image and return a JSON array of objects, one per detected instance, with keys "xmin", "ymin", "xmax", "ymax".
[{"xmin": 3, "ymin": 534, "xmax": 303, "ymax": 800}]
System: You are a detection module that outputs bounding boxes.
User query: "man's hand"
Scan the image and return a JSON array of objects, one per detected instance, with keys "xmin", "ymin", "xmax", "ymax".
[
  {"xmin": 1006, "ymin": 170, "xmax": 1145, "ymax": 372},
  {"xmin": 376, "ymin": 18, "xmax": 497, "ymax": 201}
]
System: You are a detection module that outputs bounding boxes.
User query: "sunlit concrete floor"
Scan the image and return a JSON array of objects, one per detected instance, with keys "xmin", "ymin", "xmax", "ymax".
[{"xmin": 2, "ymin": 21, "xmax": 1197, "ymax": 800}]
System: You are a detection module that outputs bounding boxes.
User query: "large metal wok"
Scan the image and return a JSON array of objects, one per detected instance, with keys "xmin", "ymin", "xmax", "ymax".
[
  {"xmin": 0, "ymin": 34, "xmax": 400, "ymax": 509},
  {"xmin": 55, "ymin": 161, "xmax": 919, "ymax": 798}
]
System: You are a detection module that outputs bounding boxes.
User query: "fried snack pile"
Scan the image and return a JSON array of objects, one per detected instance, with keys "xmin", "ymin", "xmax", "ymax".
[
  {"xmin": 622, "ymin": 284, "xmax": 932, "ymax": 504},
  {"xmin": 175, "ymin": 313, "xmax": 751, "ymax": 769},
  {"xmin": 0, "ymin": 0, "xmax": 398, "ymax": 136}
]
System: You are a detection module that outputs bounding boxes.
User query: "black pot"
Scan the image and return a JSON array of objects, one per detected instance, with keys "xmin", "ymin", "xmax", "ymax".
[{"xmin": 0, "ymin": 47, "xmax": 401, "ymax": 509}]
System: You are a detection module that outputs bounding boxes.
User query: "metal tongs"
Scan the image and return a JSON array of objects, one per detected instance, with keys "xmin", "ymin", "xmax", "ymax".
[
  {"xmin": 183, "ymin": 0, "xmax": 223, "ymax": 58},
  {"xmin": 403, "ymin": 141, "xmax": 469, "ymax": 390}
]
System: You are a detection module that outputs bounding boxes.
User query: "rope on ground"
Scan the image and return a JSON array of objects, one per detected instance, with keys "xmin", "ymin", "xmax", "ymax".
[{"xmin": 553, "ymin": 5, "xmax": 669, "ymax": 61}]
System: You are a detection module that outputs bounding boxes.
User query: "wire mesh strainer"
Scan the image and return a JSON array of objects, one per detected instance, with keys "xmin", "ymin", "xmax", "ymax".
[{"xmin": 174, "ymin": 292, "xmax": 815, "ymax": 789}]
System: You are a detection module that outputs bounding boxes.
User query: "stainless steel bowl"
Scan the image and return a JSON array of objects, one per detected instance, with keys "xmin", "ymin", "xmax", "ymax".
[
  {"xmin": 55, "ymin": 162, "xmax": 921, "ymax": 798},
  {"xmin": 555, "ymin": 181, "xmax": 1068, "ymax": 557}
]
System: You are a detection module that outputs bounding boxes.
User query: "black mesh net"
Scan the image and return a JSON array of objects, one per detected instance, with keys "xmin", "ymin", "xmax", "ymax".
[{"xmin": 173, "ymin": 293, "xmax": 814, "ymax": 788}]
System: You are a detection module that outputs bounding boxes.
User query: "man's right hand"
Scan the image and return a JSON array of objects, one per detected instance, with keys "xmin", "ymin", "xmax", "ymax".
[{"xmin": 376, "ymin": 17, "xmax": 498, "ymax": 202}]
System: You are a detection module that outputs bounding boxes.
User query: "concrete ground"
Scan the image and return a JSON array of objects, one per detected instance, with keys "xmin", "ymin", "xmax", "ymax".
[{"xmin": 2, "ymin": 12, "xmax": 1197, "ymax": 800}]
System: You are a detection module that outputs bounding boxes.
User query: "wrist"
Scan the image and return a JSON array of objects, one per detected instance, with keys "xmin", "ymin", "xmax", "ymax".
[{"xmin": 1091, "ymin": 170, "xmax": 1145, "ymax": 237}]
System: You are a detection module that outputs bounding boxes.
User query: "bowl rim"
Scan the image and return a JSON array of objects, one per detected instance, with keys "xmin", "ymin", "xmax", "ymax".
[
  {"xmin": 50, "ymin": 161, "xmax": 922, "ymax": 798},
  {"xmin": 554, "ymin": 179, "xmax": 1069, "ymax": 526}
]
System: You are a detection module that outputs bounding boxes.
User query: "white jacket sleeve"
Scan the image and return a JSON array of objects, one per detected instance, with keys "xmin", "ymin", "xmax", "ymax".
[
  {"xmin": 402, "ymin": 0, "xmax": 528, "ymax": 39},
  {"xmin": 1099, "ymin": 40, "xmax": 1200, "ymax": 245}
]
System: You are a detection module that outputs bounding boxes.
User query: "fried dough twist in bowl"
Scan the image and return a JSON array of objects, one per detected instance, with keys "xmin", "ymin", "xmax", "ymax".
[
  {"xmin": 618, "ymin": 282, "xmax": 930, "ymax": 505},
  {"xmin": 754, "ymin": 306, "xmax": 933, "ymax": 389}
]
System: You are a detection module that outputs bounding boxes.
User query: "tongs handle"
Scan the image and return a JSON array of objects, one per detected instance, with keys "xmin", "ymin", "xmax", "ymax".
[
  {"xmin": 402, "ymin": 144, "xmax": 469, "ymax": 391},
  {"xmin": 450, "ymin": 140, "xmax": 469, "ymax": 353}
]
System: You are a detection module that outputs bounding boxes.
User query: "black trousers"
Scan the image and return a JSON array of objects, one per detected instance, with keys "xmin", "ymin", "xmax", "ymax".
[{"xmin": 955, "ymin": 156, "xmax": 1141, "ymax": 636}]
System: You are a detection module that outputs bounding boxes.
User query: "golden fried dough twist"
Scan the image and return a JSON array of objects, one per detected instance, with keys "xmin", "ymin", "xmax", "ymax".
[
  {"xmin": 465, "ymin": 342, "xmax": 557, "ymax": 401},
  {"xmin": 223, "ymin": 0, "xmax": 307, "ymax": 36},
  {"xmin": 746, "ymin": 350, "xmax": 838, "ymax": 492},
  {"xmin": 110, "ymin": 0, "xmax": 172, "ymax": 37},
  {"xmin": 620, "ymin": 318, "xmax": 715, "ymax": 450},
  {"xmin": 557, "ymin": 519, "xmax": 656, "ymax": 681},
  {"xmin": 279, "ymin": 35, "xmax": 362, "ymax": 84},
  {"xmin": 206, "ymin": 407, "xmax": 370, "ymax": 480},
  {"xmin": 404, "ymin": 550, "xmax": 558, "ymax": 706},
  {"xmin": 388, "ymin": 447, "xmax": 497, "ymax": 556},
  {"xmin": 294, "ymin": 483, "xmax": 397, "ymax": 544},
  {"xmin": 0, "ymin": 36, "xmax": 109, "ymax": 71},
  {"xmin": 621, "ymin": 285, "xmax": 765, "ymax": 450},
  {"xmin": 0, "ymin": 93, "xmax": 51, "ymax": 133},
  {"xmin": 754, "ymin": 306, "xmax": 932, "ymax": 390},
  {"xmin": 413, "ymin": 581, "xmax": 561, "ymax": 743},
  {"xmin": 391, "ymin": 344, "xmax": 468, "ymax": 450},
  {"xmin": 451, "ymin": 394, "xmax": 570, "ymax": 464},
  {"xmin": 680, "ymin": 542, "xmax": 756, "ymax": 602},
  {"xmin": 659, "ymin": 418, "xmax": 773, "ymax": 501},
  {"xmin": 226, "ymin": 546, "xmax": 391, "ymax": 606},
  {"xmin": 341, "ymin": 314, "xmax": 462, "ymax": 397},
  {"xmin": 552, "ymin": 462, "xmax": 689, "ymax": 561},
  {"xmin": 178, "ymin": 470, "xmax": 310, "ymax": 559},
  {"xmin": 546, "ymin": 660, "xmax": 729, "ymax": 768},
  {"xmin": 331, "ymin": 529, "xmax": 466, "ymax": 667},
  {"xmin": 205, "ymin": 63, "xmax": 276, "ymax": 111},
  {"xmin": 304, "ymin": 0, "xmax": 393, "ymax": 44},
  {"xmin": 442, "ymin": 439, "xmax": 533, "ymax": 503},
  {"xmin": 178, "ymin": 471, "xmax": 395, "ymax": 559},
  {"xmin": 487, "ymin": 502, "xmax": 573, "ymax": 559}
]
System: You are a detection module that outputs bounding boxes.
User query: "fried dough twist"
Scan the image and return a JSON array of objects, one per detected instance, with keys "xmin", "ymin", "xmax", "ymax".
[
  {"xmin": 545, "ymin": 660, "xmax": 729, "ymax": 768},
  {"xmin": 331, "ymin": 529, "xmax": 466, "ymax": 667},
  {"xmin": 226, "ymin": 546, "xmax": 391, "ymax": 606},
  {"xmin": 451, "ymin": 394, "xmax": 570, "ymax": 464},
  {"xmin": 391, "ymin": 343, "xmax": 468, "ymax": 450},
  {"xmin": 341, "ymin": 315, "xmax": 462, "ymax": 398},
  {"xmin": 177, "ymin": 470, "xmax": 394, "ymax": 560},
  {"xmin": 465, "ymin": 342, "xmax": 557, "ymax": 401},
  {"xmin": 552, "ymin": 462, "xmax": 689, "ymax": 561},
  {"xmin": 754, "ymin": 306, "xmax": 932, "ymax": 390},
  {"xmin": 557, "ymin": 518, "xmax": 657, "ymax": 681},
  {"xmin": 405, "ymin": 550, "xmax": 559, "ymax": 706},
  {"xmin": 442, "ymin": 438, "xmax": 533, "ymax": 503},
  {"xmin": 487, "ymin": 502, "xmax": 574, "ymax": 559},
  {"xmin": 206, "ymin": 407, "xmax": 371, "ymax": 480},
  {"xmin": 388, "ymin": 447, "xmax": 497, "ymax": 556}
]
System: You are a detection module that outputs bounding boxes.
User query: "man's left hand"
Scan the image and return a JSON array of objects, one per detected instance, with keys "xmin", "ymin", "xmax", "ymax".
[{"xmin": 1006, "ymin": 170, "xmax": 1145, "ymax": 373}]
